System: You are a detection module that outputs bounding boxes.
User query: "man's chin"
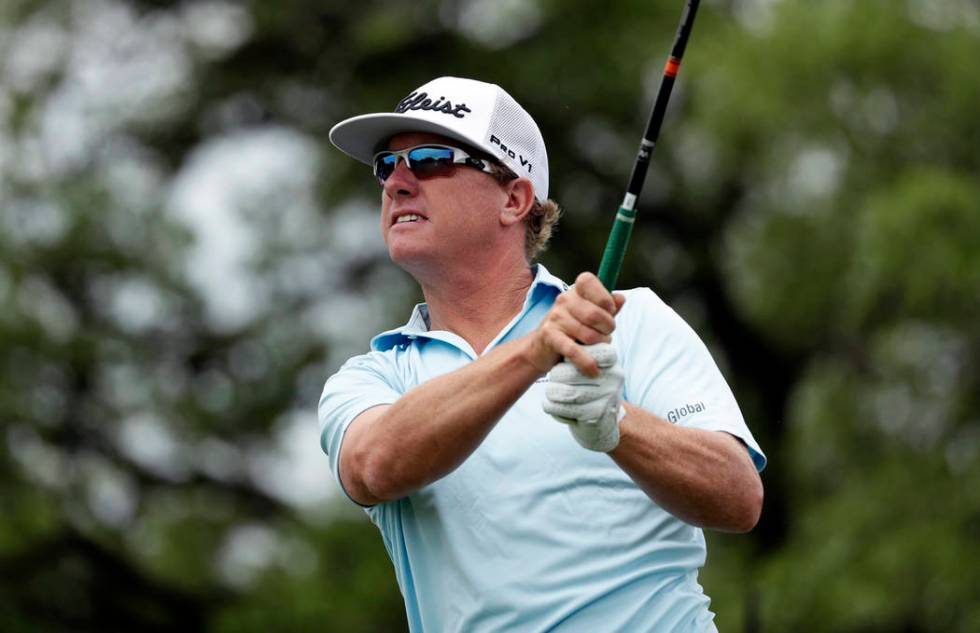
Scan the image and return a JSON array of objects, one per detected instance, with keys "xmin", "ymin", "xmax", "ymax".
[{"xmin": 388, "ymin": 247, "xmax": 437, "ymax": 276}]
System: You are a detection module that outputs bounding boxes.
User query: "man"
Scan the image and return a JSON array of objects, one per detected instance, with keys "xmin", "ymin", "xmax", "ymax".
[{"xmin": 319, "ymin": 76, "xmax": 765, "ymax": 632}]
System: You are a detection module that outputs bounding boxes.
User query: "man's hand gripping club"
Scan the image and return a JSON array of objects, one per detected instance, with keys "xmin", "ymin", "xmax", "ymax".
[
  {"xmin": 525, "ymin": 272, "xmax": 626, "ymax": 452},
  {"xmin": 544, "ymin": 343, "xmax": 624, "ymax": 452}
]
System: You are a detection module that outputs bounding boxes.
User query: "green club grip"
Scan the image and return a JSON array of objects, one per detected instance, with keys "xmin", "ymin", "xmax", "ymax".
[{"xmin": 597, "ymin": 206, "xmax": 637, "ymax": 290}]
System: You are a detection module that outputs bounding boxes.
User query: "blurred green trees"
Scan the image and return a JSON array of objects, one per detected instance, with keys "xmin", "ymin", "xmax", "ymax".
[{"xmin": 1, "ymin": 0, "xmax": 977, "ymax": 631}]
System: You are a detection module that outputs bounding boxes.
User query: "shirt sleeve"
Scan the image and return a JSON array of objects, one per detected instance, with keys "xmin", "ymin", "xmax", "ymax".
[
  {"xmin": 615, "ymin": 288, "xmax": 766, "ymax": 471},
  {"xmin": 318, "ymin": 350, "xmax": 405, "ymax": 503}
]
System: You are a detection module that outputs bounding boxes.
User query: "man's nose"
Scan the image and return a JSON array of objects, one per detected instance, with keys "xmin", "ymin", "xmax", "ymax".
[{"xmin": 383, "ymin": 159, "xmax": 418, "ymax": 198}]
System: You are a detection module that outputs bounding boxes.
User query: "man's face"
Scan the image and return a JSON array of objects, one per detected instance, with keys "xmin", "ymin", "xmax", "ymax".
[{"xmin": 379, "ymin": 132, "xmax": 509, "ymax": 272}]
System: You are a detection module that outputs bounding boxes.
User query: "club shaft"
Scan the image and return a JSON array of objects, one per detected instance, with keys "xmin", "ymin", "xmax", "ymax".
[{"xmin": 597, "ymin": 0, "xmax": 700, "ymax": 290}]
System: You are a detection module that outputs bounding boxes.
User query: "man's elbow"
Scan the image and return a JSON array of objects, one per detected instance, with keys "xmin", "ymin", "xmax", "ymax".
[
  {"xmin": 731, "ymin": 473, "xmax": 764, "ymax": 533},
  {"xmin": 342, "ymin": 443, "xmax": 399, "ymax": 506}
]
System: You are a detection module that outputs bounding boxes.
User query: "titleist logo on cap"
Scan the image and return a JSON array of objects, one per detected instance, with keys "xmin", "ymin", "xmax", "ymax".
[{"xmin": 394, "ymin": 91, "xmax": 472, "ymax": 118}]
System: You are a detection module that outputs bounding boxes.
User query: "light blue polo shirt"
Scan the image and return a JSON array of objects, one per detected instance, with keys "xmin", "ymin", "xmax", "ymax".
[{"xmin": 318, "ymin": 264, "xmax": 765, "ymax": 632}]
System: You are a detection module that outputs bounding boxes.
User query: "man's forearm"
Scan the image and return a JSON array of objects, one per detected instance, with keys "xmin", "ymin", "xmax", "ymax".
[
  {"xmin": 342, "ymin": 337, "xmax": 545, "ymax": 504},
  {"xmin": 611, "ymin": 403, "xmax": 764, "ymax": 532}
]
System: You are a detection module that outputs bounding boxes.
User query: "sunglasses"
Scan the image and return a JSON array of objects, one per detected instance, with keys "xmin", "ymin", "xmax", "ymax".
[{"xmin": 372, "ymin": 144, "xmax": 512, "ymax": 185}]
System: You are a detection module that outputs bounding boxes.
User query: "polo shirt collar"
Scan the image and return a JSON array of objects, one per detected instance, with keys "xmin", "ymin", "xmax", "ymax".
[{"xmin": 371, "ymin": 263, "xmax": 567, "ymax": 353}]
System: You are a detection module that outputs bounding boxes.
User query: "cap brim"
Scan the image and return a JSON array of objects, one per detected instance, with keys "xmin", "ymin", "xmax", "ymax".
[{"xmin": 329, "ymin": 112, "xmax": 491, "ymax": 165}]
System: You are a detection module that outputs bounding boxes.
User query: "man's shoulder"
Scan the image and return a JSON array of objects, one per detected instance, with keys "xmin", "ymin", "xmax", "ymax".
[
  {"xmin": 613, "ymin": 286, "xmax": 703, "ymax": 350},
  {"xmin": 330, "ymin": 346, "xmax": 403, "ymax": 381},
  {"xmin": 615, "ymin": 286, "xmax": 671, "ymax": 322}
]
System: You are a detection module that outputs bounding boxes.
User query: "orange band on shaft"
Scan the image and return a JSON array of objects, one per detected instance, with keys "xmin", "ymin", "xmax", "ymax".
[{"xmin": 664, "ymin": 57, "xmax": 681, "ymax": 77}]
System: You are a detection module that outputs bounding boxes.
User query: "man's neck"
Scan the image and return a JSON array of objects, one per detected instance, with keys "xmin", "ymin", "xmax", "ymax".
[{"xmin": 417, "ymin": 256, "xmax": 535, "ymax": 355}]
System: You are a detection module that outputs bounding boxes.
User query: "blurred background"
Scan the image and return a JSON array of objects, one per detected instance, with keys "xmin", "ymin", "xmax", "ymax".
[{"xmin": 1, "ymin": 0, "xmax": 978, "ymax": 631}]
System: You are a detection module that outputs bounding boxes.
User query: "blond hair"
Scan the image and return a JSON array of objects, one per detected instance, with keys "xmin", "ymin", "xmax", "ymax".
[{"xmin": 524, "ymin": 198, "xmax": 562, "ymax": 261}]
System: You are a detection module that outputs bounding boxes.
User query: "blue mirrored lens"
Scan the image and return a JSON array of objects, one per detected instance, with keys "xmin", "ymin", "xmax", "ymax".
[
  {"xmin": 407, "ymin": 147, "xmax": 454, "ymax": 167},
  {"xmin": 375, "ymin": 154, "xmax": 398, "ymax": 181},
  {"xmin": 374, "ymin": 146, "xmax": 457, "ymax": 182}
]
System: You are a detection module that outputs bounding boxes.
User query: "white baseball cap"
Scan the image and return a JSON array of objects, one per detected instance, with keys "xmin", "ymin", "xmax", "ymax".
[{"xmin": 329, "ymin": 76, "xmax": 550, "ymax": 200}]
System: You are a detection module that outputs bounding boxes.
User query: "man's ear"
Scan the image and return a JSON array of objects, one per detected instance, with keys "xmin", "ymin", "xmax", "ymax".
[{"xmin": 499, "ymin": 177, "xmax": 535, "ymax": 227}]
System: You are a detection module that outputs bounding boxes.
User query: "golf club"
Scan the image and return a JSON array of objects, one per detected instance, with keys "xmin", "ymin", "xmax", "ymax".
[{"xmin": 597, "ymin": 0, "xmax": 701, "ymax": 290}]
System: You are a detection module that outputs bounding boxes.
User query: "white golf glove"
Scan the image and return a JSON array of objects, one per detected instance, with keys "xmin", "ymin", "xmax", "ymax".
[{"xmin": 543, "ymin": 343, "xmax": 625, "ymax": 452}]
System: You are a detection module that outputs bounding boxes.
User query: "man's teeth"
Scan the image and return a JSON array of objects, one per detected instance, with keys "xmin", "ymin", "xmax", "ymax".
[{"xmin": 396, "ymin": 214, "xmax": 421, "ymax": 224}]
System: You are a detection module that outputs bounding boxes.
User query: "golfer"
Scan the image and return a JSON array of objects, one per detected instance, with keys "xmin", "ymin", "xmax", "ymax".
[{"xmin": 319, "ymin": 76, "xmax": 766, "ymax": 632}]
